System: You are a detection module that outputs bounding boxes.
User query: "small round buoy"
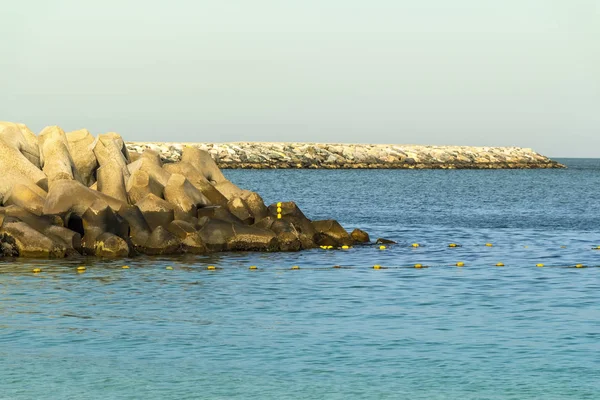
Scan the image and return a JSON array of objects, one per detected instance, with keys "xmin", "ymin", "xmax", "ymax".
[
  {"xmin": 320, "ymin": 245, "xmax": 327, "ymax": 250},
  {"xmin": 122, "ymin": 265, "xmax": 130, "ymax": 269},
  {"xmin": 496, "ymin": 262, "xmax": 504, "ymax": 267},
  {"xmin": 414, "ymin": 264, "xmax": 423, "ymax": 268},
  {"xmin": 326, "ymin": 246, "xmax": 333, "ymax": 250},
  {"xmin": 379, "ymin": 245, "xmax": 386, "ymax": 250},
  {"xmin": 291, "ymin": 265, "xmax": 300, "ymax": 270},
  {"xmin": 77, "ymin": 266, "xmax": 86, "ymax": 272},
  {"xmin": 32, "ymin": 268, "xmax": 42, "ymax": 273},
  {"xmin": 373, "ymin": 265, "xmax": 382, "ymax": 270},
  {"xmin": 207, "ymin": 266, "xmax": 216, "ymax": 270},
  {"xmin": 249, "ymin": 266, "xmax": 258, "ymax": 270},
  {"xmin": 593, "ymin": 246, "xmax": 600, "ymax": 250},
  {"xmin": 277, "ymin": 202, "xmax": 282, "ymax": 207},
  {"xmin": 277, "ymin": 207, "xmax": 282, "ymax": 213},
  {"xmin": 575, "ymin": 264, "xmax": 585, "ymax": 268},
  {"xmin": 341, "ymin": 245, "xmax": 350, "ymax": 250},
  {"xmin": 449, "ymin": 243, "xmax": 458, "ymax": 248},
  {"xmin": 412, "ymin": 243, "xmax": 420, "ymax": 248},
  {"xmin": 332, "ymin": 265, "xmax": 342, "ymax": 269},
  {"xmin": 536, "ymin": 264, "xmax": 544, "ymax": 268},
  {"xmin": 166, "ymin": 266, "xmax": 173, "ymax": 270},
  {"xmin": 485, "ymin": 243, "xmax": 493, "ymax": 247},
  {"xmin": 456, "ymin": 262, "xmax": 464, "ymax": 267}
]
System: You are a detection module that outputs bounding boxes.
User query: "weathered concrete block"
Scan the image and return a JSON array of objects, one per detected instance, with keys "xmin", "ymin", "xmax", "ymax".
[
  {"xmin": 126, "ymin": 170, "xmax": 164, "ymax": 205},
  {"xmin": 351, "ymin": 228, "xmax": 370, "ymax": 243},
  {"xmin": 135, "ymin": 193, "xmax": 175, "ymax": 231},
  {"xmin": 66, "ymin": 129, "xmax": 98, "ymax": 186},
  {"xmin": 94, "ymin": 232, "xmax": 130, "ymax": 258},
  {"xmin": 117, "ymin": 205, "xmax": 152, "ymax": 247},
  {"xmin": 3, "ymin": 183, "xmax": 46, "ymax": 216},
  {"xmin": 0, "ymin": 220, "xmax": 66, "ymax": 258},
  {"xmin": 227, "ymin": 197, "xmax": 253, "ymax": 225},
  {"xmin": 139, "ymin": 226, "xmax": 181, "ymax": 255},
  {"xmin": 97, "ymin": 159, "xmax": 128, "ymax": 203},
  {"xmin": 43, "ymin": 180, "xmax": 126, "ymax": 218},
  {"xmin": 164, "ymin": 173, "xmax": 210, "ymax": 218},
  {"xmin": 127, "ymin": 150, "xmax": 171, "ymax": 187},
  {"xmin": 312, "ymin": 219, "xmax": 353, "ymax": 247}
]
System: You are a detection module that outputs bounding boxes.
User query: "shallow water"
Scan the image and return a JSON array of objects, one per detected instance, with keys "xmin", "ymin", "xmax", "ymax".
[{"xmin": 1, "ymin": 159, "xmax": 599, "ymax": 399}]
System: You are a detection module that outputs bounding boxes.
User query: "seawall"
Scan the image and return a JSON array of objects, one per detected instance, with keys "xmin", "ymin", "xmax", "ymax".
[{"xmin": 126, "ymin": 142, "xmax": 565, "ymax": 169}]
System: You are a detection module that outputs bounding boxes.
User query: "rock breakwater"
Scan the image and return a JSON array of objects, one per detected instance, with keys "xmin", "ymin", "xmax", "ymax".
[
  {"xmin": 0, "ymin": 122, "xmax": 371, "ymax": 259},
  {"xmin": 126, "ymin": 142, "xmax": 564, "ymax": 169}
]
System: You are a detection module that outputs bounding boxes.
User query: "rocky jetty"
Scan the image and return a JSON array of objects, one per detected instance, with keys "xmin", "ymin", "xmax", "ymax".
[
  {"xmin": 0, "ymin": 122, "xmax": 370, "ymax": 259},
  {"xmin": 127, "ymin": 142, "xmax": 564, "ymax": 169}
]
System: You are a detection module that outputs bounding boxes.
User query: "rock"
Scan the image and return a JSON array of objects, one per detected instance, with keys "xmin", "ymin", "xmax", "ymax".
[
  {"xmin": 351, "ymin": 228, "xmax": 370, "ymax": 243},
  {"xmin": 3, "ymin": 183, "xmax": 46, "ymax": 216},
  {"xmin": 135, "ymin": 193, "xmax": 175, "ymax": 231},
  {"xmin": 376, "ymin": 238, "xmax": 397, "ymax": 244},
  {"xmin": 97, "ymin": 159, "xmax": 128, "ymax": 203},
  {"xmin": 94, "ymin": 133, "xmax": 130, "ymax": 175},
  {"xmin": 94, "ymin": 232, "xmax": 130, "ymax": 258},
  {"xmin": 163, "ymin": 161, "xmax": 228, "ymax": 206},
  {"xmin": 241, "ymin": 192, "xmax": 269, "ymax": 223},
  {"xmin": 1, "ymin": 205, "xmax": 63, "ymax": 233},
  {"xmin": 197, "ymin": 218, "xmax": 235, "ymax": 252},
  {"xmin": 0, "ymin": 124, "xmax": 48, "ymax": 198},
  {"xmin": 167, "ymin": 220, "xmax": 206, "ymax": 254},
  {"xmin": 139, "ymin": 226, "xmax": 181, "ymax": 255},
  {"xmin": 66, "ymin": 129, "xmax": 98, "ymax": 186},
  {"xmin": 0, "ymin": 121, "xmax": 41, "ymax": 168},
  {"xmin": 44, "ymin": 225, "xmax": 82, "ymax": 255},
  {"xmin": 312, "ymin": 219, "xmax": 353, "ymax": 247},
  {"xmin": 43, "ymin": 180, "xmax": 126, "ymax": 219},
  {"xmin": 80, "ymin": 199, "xmax": 130, "ymax": 254},
  {"xmin": 266, "ymin": 201, "xmax": 317, "ymax": 248},
  {"xmin": 0, "ymin": 220, "xmax": 66, "ymax": 258},
  {"xmin": 117, "ymin": 205, "xmax": 152, "ymax": 247},
  {"xmin": 38, "ymin": 126, "xmax": 78, "ymax": 185},
  {"xmin": 227, "ymin": 197, "xmax": 253, "ymax": 225},
  {"xmin": 127, "ymin": 150, "xmax": 171, "ymax": 187},
  {"xmin": 126, "ymin": 170, "xmax": 164, "ymax": 204},
  {"xmin": 197, "ymin": 205, "xmax": 243, "ymax": 224},
  {"xmin": 163, "ymin": 174, "xmax": 210, "ymax": 218}
]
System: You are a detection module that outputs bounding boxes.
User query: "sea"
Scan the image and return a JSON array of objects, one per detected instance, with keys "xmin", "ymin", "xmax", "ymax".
[{"xmin": 1, "ymin": 158, "xmax": 599, "ymax": 400}]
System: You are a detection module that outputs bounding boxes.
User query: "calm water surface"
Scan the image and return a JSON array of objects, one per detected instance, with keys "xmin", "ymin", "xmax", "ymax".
[{"xmin": 1, "ymin": 159, "xmax": 599, "ymax": 399}]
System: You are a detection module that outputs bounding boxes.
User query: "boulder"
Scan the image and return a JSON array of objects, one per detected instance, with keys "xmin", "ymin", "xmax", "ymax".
[
  {"xmin": 241, "ymin": 192, "xmax": 269, "ymax": 223},
  {"xmin": 117, "ymin": 205, "xmax": 152, "ymax": 247},
  {"xmin": 227, "ymin": 197, "xmax": 253, "ymax": 225},
  {"xmin": 0, "ymin": 220, "xmax": 66, "ymax": 258},
  {"xmin": 228, "ymin": 223, "xmax": 278, "ymax": 251},
  {"xmin": 43, "ymin": 180, "xmax": 126, "ymax": 219},
  {"xmin": 66, "ymin": 129, "xmax": 98, "ymax": 186},
  {"xmin": 266, "ymin": 201, "xmax": 317, "ymax": 248},
  {"xmin": 163, "ymin": 174, "xmax": 210, "ymax": 218},
  {"xmin": 351, "ymin": 228, "xmax": 370, "ymax": 243},
  {"xmin": 197, "ymin": 205, "xmax": 243, "ymax": 224},
  {"xmin": 94, "ymin": 133, "xmax": 130, "ymax": 174},
  {"xmin": 44, "ymin": 225, "xmax": 82, "ymax": 255},
  {"xmin": 167, "ymin": 220, "xmax": 206, "ymax": 254},
  {"xmin": 0, "ymin": 121, "xmax": 41, "ymax": 168},
  {"xmin": 2, "ymin": 183, "xmax": 46, "ymax": 216},
  {"xmin": 94, "ymin": 232, "xmax": 130, "ymax": 258},
  {"xmin": 312, "ymin": 220, "xmax": 353, "ymax": 247},
  {"xmin": 96, "ymin": 159, "xmax": 128, "ymax": 203},
  {"xmin": 81, "ymin": 199, "xmax": 130, "ymax": 254},
  {"xmin": 0, "ymin": 125, "xmax": 48, "ymax": 198},
  {"xmin": 135, "ymin": 193, "xmax": 175, "ymax": 231},
  {"xmin": 163, "ymin": 161, "xmax": 228, "ymax": 206},
  {"xmin": 139, "ymin": 226, "xmax": 181, "ymax": 255},
  {"xmin": 1, "ymin": 205, "xmax": 63, "ymax": 233},
  {"xmin": 126, "ymin": 170, "xmax": 164, "ymax": 204},
  {"xmin": 38, "ymin": 126, "xmax": 78, "ymax": 185},
  {"xmin": 127, "ymin": 150, "xmax": 171, "ymax": 187}
]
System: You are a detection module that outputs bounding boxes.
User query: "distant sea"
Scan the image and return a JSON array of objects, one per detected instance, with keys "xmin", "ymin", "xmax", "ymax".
[{"xmin": 1, "ymin": 158, "xmax": 599, "ymax": 400}]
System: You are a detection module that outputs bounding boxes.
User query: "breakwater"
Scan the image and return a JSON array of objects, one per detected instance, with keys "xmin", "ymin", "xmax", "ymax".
[{"xmin": 126, "ymin": 142, "xmax": 565, "ymax": 169}]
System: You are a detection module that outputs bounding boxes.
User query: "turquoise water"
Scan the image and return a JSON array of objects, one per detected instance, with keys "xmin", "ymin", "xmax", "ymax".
[{"xmin": 1, "ymin": 159, "xmax": 600, "ymax": 399}]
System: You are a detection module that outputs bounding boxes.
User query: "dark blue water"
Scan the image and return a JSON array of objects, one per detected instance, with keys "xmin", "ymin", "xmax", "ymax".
[{"xmin": 1, "ymin": 159, "xmax": 599, "ymax": 399}]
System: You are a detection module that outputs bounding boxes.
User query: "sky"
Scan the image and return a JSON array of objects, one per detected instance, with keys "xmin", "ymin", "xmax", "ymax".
[{"xmin": 2, "ymin": 0, "xmax": 599, "ymax": 157}]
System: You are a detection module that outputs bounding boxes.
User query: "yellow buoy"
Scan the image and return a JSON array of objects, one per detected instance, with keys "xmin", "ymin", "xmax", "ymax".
[
  {"xmin": 277, "ymin": 214, "xmax": 282, "ymax": 219},
  {"xmin": 122, "ymin": 265, "xmax": 130, "ymax": 269},
  {"xmin": 575, "ymin": 264, "xmax": 585, "ymax": 268},
  {"xmin": 77, "ymin": 266, "xmax": 86, "ymax": 272},
  {"xmin": 496, "ymin": 262, "xmax": 504, "ymax": 267},
  {"xmin": 379, "ymin": 245, "xmax": 386, "ymax": 250},
  {"xmin": 166, "ymin": 266, "xmax": 174, "ymax": 270},
  {"xmin": 373, "ymin": 265, "xmax": 382, "ymax": 270},
  {"xmin": 207, "ymin": 265, "xmax": 216, "ymax": 270},
  {"xmin": 277, "ymin": 207, "xmax": 282, "ymax": 213},
  {"xmin": 249, "ymin": 265, "xmax": 258, "ymax": 270},
  {"xmin": 291, "ymin": 265, "xmax": 300, "ymax": 270},
  {"xmin": 593, "ymin": 246, "xmax": 600, "ymax": 250},
  {"xmin": 456, "ymin": 262, "xmax": 464, "ymax": 267},
  {"xmin": 414, "ymin": 264, "xmax": 423, "ymax": 268},
  {"xmin": 449, "ymin": 243, "xmax": 458, "ymax": 248},
  {"xmin": 333, "ymin": 265, "xmax": 342, "ymax": 269},
  {"xmin": 32, "ymin": 268, "xmax": 42, "ymax": 273},
  {"xmin": 320, "ymin": 245, "xmax": 327, "ymax": 250},
  {"xmin": 341, "ymin": 245, "xmax": 350, "ymax": 250},
  {"xmin": 536, "ymin": 264, "xmax": 544, "ymax": 268},
  {"xmin": 277, "ymin": 202, "xmax": 282, "ymax": 207},
  {"xmin": 326, "ymin": 245, "xmax": 334, "ymax": 250},
  {"xmin": 412, "ymin": 243, "xmax": 420, "ymax": 248},
  {"xmin": 485, "ymin": 243, "xmax": 493, "ymax": 247}
]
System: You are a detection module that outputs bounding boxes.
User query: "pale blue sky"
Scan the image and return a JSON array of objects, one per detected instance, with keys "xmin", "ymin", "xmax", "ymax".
[{"xmin": 2, "ymin": 0, "xmax": 599, "ymax": 156}]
